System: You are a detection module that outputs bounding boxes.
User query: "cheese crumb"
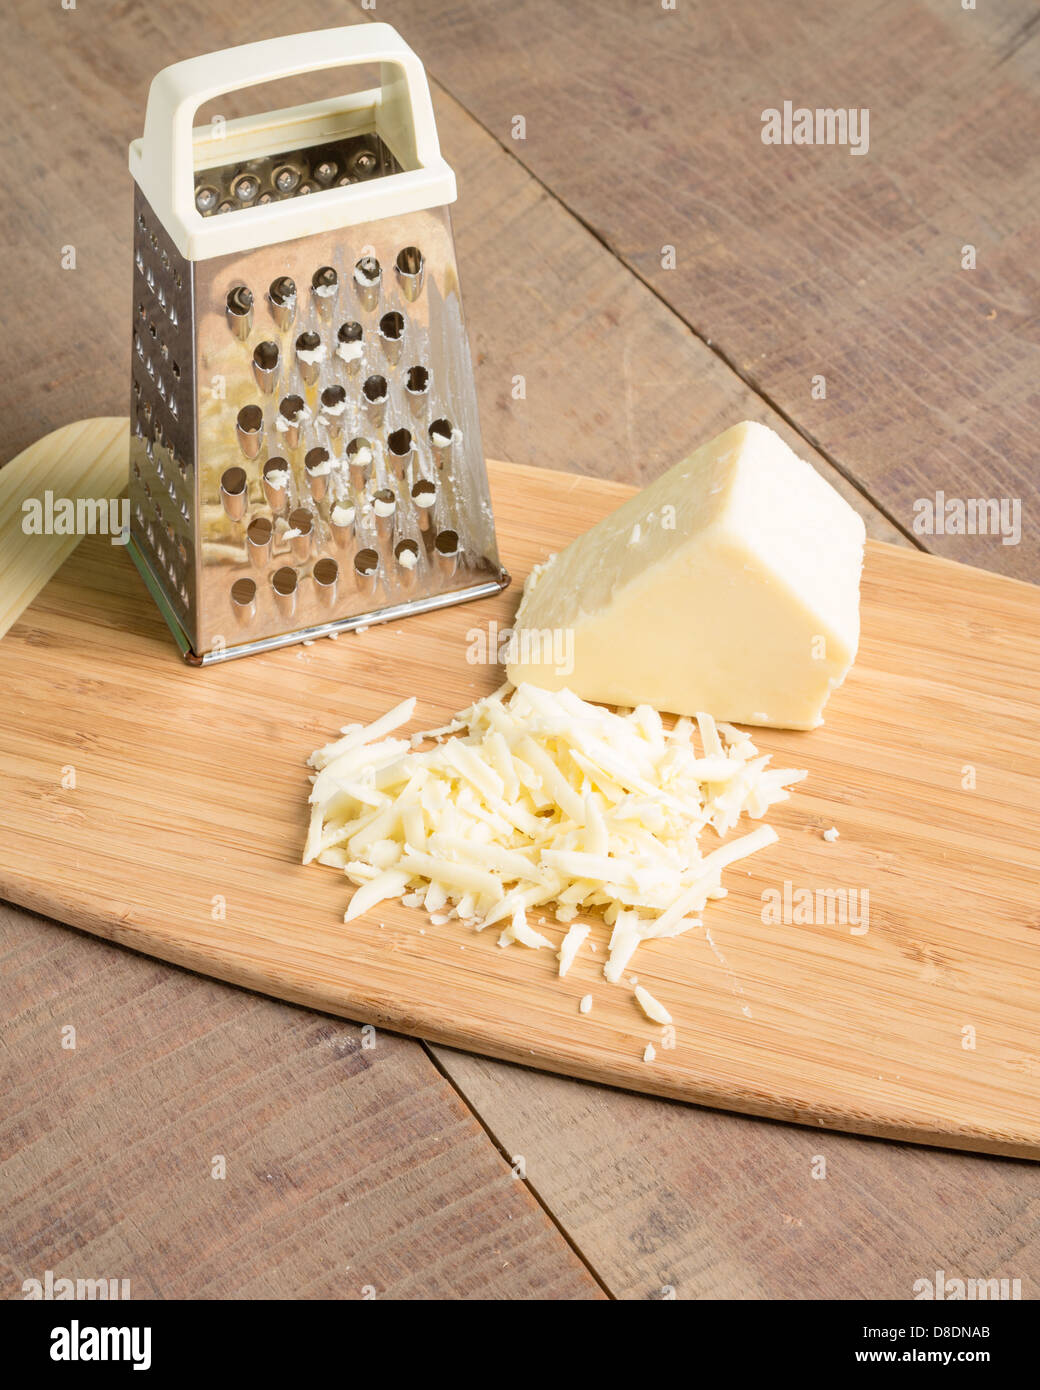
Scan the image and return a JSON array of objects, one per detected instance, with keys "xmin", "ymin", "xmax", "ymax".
[
  {"xmin": 643, "ymin": 1043, "xmax": 656, "ymax": 1063},
  {"xmin": 579, "ymin": 994, "xmax": 593, "ymax": 1014},
  {"xmin": 634, "ymin": 984, "xmax": 672, "ymax": 1025},
  {"xmin": 499, "ymin": 906, "xmax": 553, "ymax": 949},
  {"xmin": 823, "ymin": 826, "xmax": 840, "ymax": 842},
  {"xmin": 557, "ymin": 923, "xmax": 591, "ymax": 977}
]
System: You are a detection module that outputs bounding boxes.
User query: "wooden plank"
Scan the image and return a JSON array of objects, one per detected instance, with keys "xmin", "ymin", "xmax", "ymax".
[
  {"xmin": 3, "ymin": 0, "xmax": 1034, "ymax": 1300},
  {"xmin": 385, "ymin": 0, "xmax": 1040, "ymax": 580},
  {"xmin": 0, "ymin": 0, "xmax": 904, "ymax": 548},
  {"xmin": 1, "ymin": 449, "xmax": 1039, "ymax": 1160},
  {"xmin": 0, "ymin": 901, "xmax": 603, "ymax": 1300},
  {"xmin": 431, "ymin": 1046, "xmax": 1040, "ymax": 1300}
]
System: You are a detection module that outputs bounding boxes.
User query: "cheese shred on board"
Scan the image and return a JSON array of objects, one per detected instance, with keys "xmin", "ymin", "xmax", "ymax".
[{"xmin": 303, "ymin": 683, "xmax": 806, "ymax": 991}]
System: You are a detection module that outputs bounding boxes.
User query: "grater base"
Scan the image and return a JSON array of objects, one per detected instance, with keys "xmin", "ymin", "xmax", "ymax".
[{"xmin": 128, "ymin": 530, "xmax": 508, "ymax": 664}]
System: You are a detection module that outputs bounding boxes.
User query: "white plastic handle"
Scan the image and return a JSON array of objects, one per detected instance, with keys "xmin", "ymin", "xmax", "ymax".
[{"xmin": 131, "ymin": 24, "xmax": 455, "ymax": 260}]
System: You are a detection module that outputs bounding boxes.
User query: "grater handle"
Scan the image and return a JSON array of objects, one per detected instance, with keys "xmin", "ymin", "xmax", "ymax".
[{"xmin": 133, "ymin": 24, "xmax": 453, "ymax": 261}]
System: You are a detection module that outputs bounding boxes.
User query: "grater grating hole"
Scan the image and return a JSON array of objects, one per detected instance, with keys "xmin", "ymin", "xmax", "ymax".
[
  {"xmin": 273, "ymin": 566, "xmax": 299, "ymax": 618},
  {"xmin": 429, "ymin": 419, "xmax": 455, "ymax": 464},
  {"xmin": 336, "ymin": 320, "xmax": 364, "ymax": 373},
  {"xmin": 395, "ymin": 246, "xmax": 425, "ymax": 302},
  {"xmin": 396, "ymin": 246, "xmax": 423, "ymax": 276},
  {"xmin": 379, "ymin": 311, "xmax": 404, "ymax": 341},
  {"xmin": 227, "ymin": 285, "xmax": 254, "ymax": 338},
  {"xmin": 262, "ymin": 457, "xmax": 290, "ymax": 511},
  {"xmin": 252, "ymin": 340, "xmax": 281, "ymax": 393},
  {"xmin": 313, "ymin": 556, "xmax": 338, "ymax": 604},
  {"xmin": 304, "ymin": 447, "xmax": 330, "ymax": 501},
  {"xmin": 246, "ymin": 516, "xmax": 273, "ymax": 565},
  {"xmin": 434, "ymin": 529, "xmax": 460, "ymax": 576},
  {"xmin": 373, "ymin": 488, "xmax": 397, "ymax": 539},
  {"xmin": 235, "ymin": 406, "xmax": 263, "ymax": 459},
  {"xmin": 220, "ymin": 466, "xmax": 248, "ymax": 521},
  {"xmin": 346, "ymin": 437, "xmax": 374, "ymax": 490},
  {"xmin": 231, "ymin": 173, "xmax": 260, "ymax": 204},
  {"xmin": 269, "ymin": 276, "xmax": 297, "ymax": 329},
  {"xmin": 230, "ymin": 577, "xmax": 257, "ymax": 623},
  {"xmin": 296, "ymin": 330, "xmax": 323, "ymax": 381},
  {"xmin": 354, "ymin": 256, "xmax": 382, "ymax": 310},
  {"xmin": 405, "ymin": 365, "xmax": 430, "ymax": 406},
  {"xmin": 388, "ymin": 429, "xmax": 414, "ymax": 481},
  {"xmin": 395, "ymin": 538, "xmax": 420, "ymax": 570}
]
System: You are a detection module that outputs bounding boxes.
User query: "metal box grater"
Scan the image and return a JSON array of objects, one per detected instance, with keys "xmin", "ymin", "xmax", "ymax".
[{"xmin": 127, "ymin": 24, "xmax": 509, "ymax": 663}]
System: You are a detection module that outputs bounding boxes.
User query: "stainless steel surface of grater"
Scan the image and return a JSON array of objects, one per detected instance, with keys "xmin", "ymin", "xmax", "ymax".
[{"xmin": 126, "ymin": 24, "xmax": 509, "ymax": 664}]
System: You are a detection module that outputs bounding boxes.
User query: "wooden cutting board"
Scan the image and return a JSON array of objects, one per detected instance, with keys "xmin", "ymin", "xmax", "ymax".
[{"xmin": 3, "ymin": 421, "xmax": 1039, "ymax": 1159}]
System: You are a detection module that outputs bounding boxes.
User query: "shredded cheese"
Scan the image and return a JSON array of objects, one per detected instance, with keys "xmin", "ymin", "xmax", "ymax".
[
  {"xmin": 558, "ymin": 922, "xmax": 591, "ymax": 977},
  {"xmin": 634, "ymin": 984, "xmax": 673, "ymax": 1025},
  {"xmin": 304, "ymin": 683, "xmax": 805, "ymax": 1001}
]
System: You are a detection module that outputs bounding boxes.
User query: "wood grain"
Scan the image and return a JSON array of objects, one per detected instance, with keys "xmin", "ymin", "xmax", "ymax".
[
  {"xmin": 0, "ymin": 900, "xmax": 603, "ymax": 1300},
  {"xmin": 433, "ymin": 1046, "xmax": 1040, "ymax": 1299},
  {"xmin": 386, "ymin": 0, "xmax": 1040, "ymax": 580},
  {"xmin": 2, "ymin": 446, "xmax": 1038, "ymax": 1159},
  {"xmin": 0, "ymin": 418, "xmax": 126, "ymax": 639},
  {"xmin": 4, "ymin": 0, "xmax": 1038, "ymax": 1301},
  {"xmin": 1, "ymin": 0, "xmax": 904, "ymax": 546}
]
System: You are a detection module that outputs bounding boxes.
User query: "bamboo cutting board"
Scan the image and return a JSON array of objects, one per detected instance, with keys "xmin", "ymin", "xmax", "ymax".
[{"xmin": 2, "ymin": 421, "xmax": 1039, "ymax": 1159}]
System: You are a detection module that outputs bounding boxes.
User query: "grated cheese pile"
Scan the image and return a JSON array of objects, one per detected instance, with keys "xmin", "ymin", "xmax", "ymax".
[{"xmin": 303, "ymin": 683, "xmax": 806, "ymax": 991}]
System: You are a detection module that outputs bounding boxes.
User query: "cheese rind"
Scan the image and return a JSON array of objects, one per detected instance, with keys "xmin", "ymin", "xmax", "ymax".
[{"xmin": 506, "ymin": 421, "xmax": 866, "ymax": 730}]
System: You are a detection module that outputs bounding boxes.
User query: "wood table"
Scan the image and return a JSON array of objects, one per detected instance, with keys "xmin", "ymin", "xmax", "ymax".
[{"xmin": 3, "ymin": 0, "xmax": 1038, "ymax": 1299}]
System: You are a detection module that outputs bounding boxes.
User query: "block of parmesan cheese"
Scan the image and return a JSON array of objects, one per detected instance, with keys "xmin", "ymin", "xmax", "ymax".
[{"xmin": 506, "ymin": 421, "xmax": 866, "ymax": 729}]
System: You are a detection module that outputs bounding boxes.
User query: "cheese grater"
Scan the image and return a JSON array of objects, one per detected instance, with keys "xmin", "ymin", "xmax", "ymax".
[{"xmin": 127, "ymin": 24, "xmax": 509, "ymax": 664}]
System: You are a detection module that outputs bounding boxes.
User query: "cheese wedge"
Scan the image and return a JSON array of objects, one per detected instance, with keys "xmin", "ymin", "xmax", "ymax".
[{"xmin": 506, "ymin": 421, "xmax": 865, "ymax": 729}]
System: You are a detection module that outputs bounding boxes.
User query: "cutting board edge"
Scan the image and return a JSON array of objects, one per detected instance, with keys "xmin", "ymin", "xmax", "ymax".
[
  {"xmin": 4, "ymin": 437, "xmax": 1040, "ymax": 1164},
  {"xmin": 7, "ymin": 877, "xmax": 1038, "ymax": 1163}
]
